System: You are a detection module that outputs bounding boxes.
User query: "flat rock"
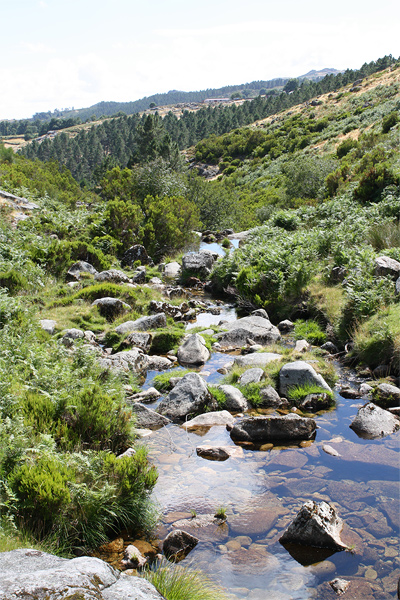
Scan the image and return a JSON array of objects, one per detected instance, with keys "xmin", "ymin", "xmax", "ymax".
[
  {"xmin": 177, "ymin": 333, "xmax": 210, "ymax": 366},
  {"xmin": 279, "ymin": 360, "xmax": 332, "ymax": 396},
  {"xmin": 39, "ymin": 319, "xmax": 57, "ymax": 335},
  {"xmin": 230, "ymin": 414, "xmax": 316, "ymax": 443},
  {"xmin": 182, "ymin": 410, "xmax": 235, "ymax": 429},
  {"xmin": 218, "ymin": 384, "xmax": 249, "ymax": 411},
  {"xmin": 279, "ymin": 501, "xmax": 348, "ymax": 551},
  {"xmin": 350, "ymin": 402, "xmax": 400, "ymax": 438},
  {"xmin": 95, "ymin": 269, "xmax": 131, "ymax": 284},
  {"xmin": 172, "ymin": 514, "xmax": 228, "ymax": 542},
  {"xmin": 124, "ymin": 331, "xmax": 152, "ymax": 351},
  {"xmin": 115, "ymin": 313, "xmax": 167, "ymax": 334},
  {"xmin": 230, "ymin": 505, "xmax": 288, "ymax": 536},
  {"xmin": 157, "ymin": 372, "xmax": 211, "ymax": 422},
  {"xmin": 238, "ymin": 368, "xmax": 264, "ymax": 385},
  {"xmin": 234, "ymin": 352, "xmax": 282, "ymax": 368},
  {"xmin": 216, "ymin": 316, "xmax": 281, "ymax": 347},
  {"xmin": 130, "ymin": 403, "xmax": 171, "ymax": 429},
  {"xmin": 374, "ymin": 255, "xmax": 400, "ymax": 278}
]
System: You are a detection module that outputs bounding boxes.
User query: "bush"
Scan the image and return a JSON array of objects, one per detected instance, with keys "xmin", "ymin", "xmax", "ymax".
[
  {"xmin": 353, "ymin": 304, "xmax": 400, "ymax": 372},
  {"xmin": 382, "ymin": 111, "xmax": 399, "ymax": 134},
  {"xmin": 286, "ymin": 383, "xmax": 334, "ymax": 403},
  {"xmin": 31, "ymin": 240, "xmax": 111, "ymax": 278},
  {"xmin": 336, "ymin": 139, "xmax": 358, "ymax": 159},
  {"xmin": 0, "ymin": 270, "xmax": 28, "ymax": 294},
  {"xmin": 273, "ymin": 210, "xmax": 298, "ymax": 231},
  {"xmin": 354, "ymin": 164, "xmax": 398, "ymax": 203},
  {"xmin": 150, "ymin": 327, "xmax": 186, "ymax": 354}
]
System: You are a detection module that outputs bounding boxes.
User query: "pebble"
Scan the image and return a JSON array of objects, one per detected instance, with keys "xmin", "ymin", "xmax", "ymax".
[
  {"xmin": 364, "ymin": 567, "xmax": 378, "ymax": 580},
  {"xmin": 322, "ymin": 444, "xmax": 341, "ymax": 457}
]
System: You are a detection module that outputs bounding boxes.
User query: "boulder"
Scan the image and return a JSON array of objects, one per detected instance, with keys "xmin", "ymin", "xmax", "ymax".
[
  {"xmin": 132, "ymin": 270, "xmax": 146, "ymax": 284},
  {"xmin": 124, "ymin": 331, "xmax": 152, "ymax": 352},
  {"xmin": 374, "ymin": 255, "xmax": 400, "ymax": 278},
  {"xmin": 92, "ymin": 297, "xmax": 131, "ymax": 319},
  {"xmin": 321, "ymin": 342, "xmax": 339, "ymax": 354},
  {"xmin": 279, "ymin": 361, "xmax": 332, "ymax": 396},
  {"xmin": 234, "ymin": 352, "xmax": 282, "ymax": 368},
  {"xmin": 98, "ymin": 348, "xmax": 145, "ymax": 373},
  {"xmin": 182, "ymin": 410, "xmax": 235, "ymax": 429},
  {"xmin": 121, "ymin": 244, "xmax": 153, "ymax": 267},
  {"xmin": 218, "ymin": 385, "xmax": 249, "ymax": 411},
  {"xmin": 259, "ymin": 385, "xmax": 283, "ymax": 408},
  {"xmin": 115, "ymin": 313, "xmax": 167, "ymax": 335},
  {"xmin": 279, "ymin": 501, "xmax": 349, "ymax": 551},
  {"xmin": 294, "ymin": 339, "xmax": 311, "ymax": 353},
  {"xmin": 62, "ymin": 328, "xmax": 84, "ymax": 346},
  {"xmin": 216, "ymin": 316, "xmax": 281, "ymax": 347},
  {"xmin": 95, "ymin": 269, "xmax": 131, "ymax": 284},
  {"xmin": 182, "ymin": 251, "xmax": 215, "ymax": 278},
  {"xmin": 238, "ymin": 368, "xmax": 264, "ymax": 385},
  {"xmin": 142, "ymin": 355, "xmax": 173, "ymax": 371},
  {"xmin": 0, "ymin": 549, "xmax": 164, "ymax": 600},
  {"xmin": 157, "ymin": 372, "xmax": 211, "ymax": 422},
  {"xmin": 130, "ymin": 403, "xmax": 171, "ymax": 429},
  {"xmin": 350, "ymin": 402, "xmax": 400, "ymax": 439},
  {"xmin": 162, "ymin": 530, "xmax": 199, "ymax": 561},
  {"xmin": 374, "ymin": 382, "xmax": 400, "ymax": 407},
  {"xmin": 128, "ymin": 387, "xmax": 161, "ymax": 403},
  {"xmin": 121, "ymin": 544, "xmax": 147, "ymax": 569},
  {"xmin": 163, "ymin": 261, "xmax": 181, "ymax": 278},
  {"xmin": 277, "ymin": 319, "xmax": 295, "ymax": 332},
  {"xmin": 177, "ymin": 333, "xmax": 210, "ymax": 366},
  {"xmin": 39, "ymin": 319, "xmax": 57, "ymax": 335},
  {"xmin": 66, "ymin": 261, "xmax": 98, "ymax": 281},
  {"xmin": 229, "ymin": 414, "xmax": 316, "ymax": 443},
  {"xmin": 251, "ymin": 308, "xmax": 269, "ymax": 320},
  {"xmin": 396, "ymin": 276, "xmax": 400, "ymax": 295},
  {"xmin": 300, "ymin": 393, "xmax": 334, "ymax": 411}
]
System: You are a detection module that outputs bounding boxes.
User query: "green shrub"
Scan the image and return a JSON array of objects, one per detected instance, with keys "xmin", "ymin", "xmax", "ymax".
[
  {"xmin": 336, "ymin": 139, "xmax": 358, "ymax": 159},
  {"xmin": 354, "ymin": 164, "xmax": 398, "ymax": 203},
  {"xmin": 0, "ymin": 270, "xmax": 28, "ymax": 294},
  {"xmin": 382, "ymin": 111, "xmax": 399, "ymax": 134},
  {"xmin": 353, "ymin": 304, "xmax": 400, "ymax": 372},
  {"xmin": 273, "ymin": 210, "xmax": 298, "ymax": 231},
  {"xmin": 208, "ymin": 386, "xmax": 227, "ymax": 408},
  {"xmin": 20, "ymin": 392, "xmax": 56, "ymax": 434},
  {"xmin": 31, "ymin": 240, "xmax": 111, "ymax": 278},
  {"xmin": 294, "ymin": 319, "xmax": 327, "ymax": 345}
]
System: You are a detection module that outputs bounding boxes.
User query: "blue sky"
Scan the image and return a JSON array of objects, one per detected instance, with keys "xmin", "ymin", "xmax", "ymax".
[{"xmin": 1, "ymin": 0, "xmax": 400, "ymax": 119}]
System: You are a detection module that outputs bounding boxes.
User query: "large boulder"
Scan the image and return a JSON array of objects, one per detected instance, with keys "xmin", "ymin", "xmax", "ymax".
[
  {"xmin": 66, "ymin": 261, "xmax": 98, "ymax": 281},
  {"xmin": 157, "ymin": 372, "xmax": 211, "ymax": 422},
  {"xmin": 279, "ymin": 501, "xmax": 349, "ymax": 551},
  {"xmin": 124, "ymin": 331, "xmax": 152, "ymax": 352},
  {"xmin": 182, "ymin": 251, "xmax": 215, "ymax": 278},
  {"xmin": 98, "ymin": 348, "xmax": 145, "ymax": 373},
  {"xmin": 95, "ymin": 269, "xmax": 131, "ymax": 284},
  {"xmin": 218, "ymin": 385, "xmax": 249, "ymax": 411},
  {"xmin": 130, "ymin": 403, "xmax": 170, "ymax": 429},
  {"xmin": 92, "ymin": 297, "xmax": 131, "ymax": 319},
  {"xmin": 350, "ymin": 402, "xmax": 400, "ymax": 439},
  {"xmin": 0, "ymin": 549, "xmax": 164, "ymax": 600},
  {"xmin": 374, "ymin": 255, "xmax": 400, "ymax": 278},
  {"xmin": 177, "ymin": 333, "xmax": 210, "ymax": 366},
  {"xmin": 115, "ymin": 313, "xmax": 167, "ymax": 335},
  {"xmin": 121, "ymin": 244, "xmax": 153, "ymax": 267},
  {"xmin": 229, "ymin": 414, "xmax": 316, "ymax": 443},
  {"xmin": 216, "ymin": 316, "xmax": 281, "ymax": 347},
  {"xmin": 279, "ymin": 361, "xmax": 332, "ymax": 396},
  {"xmin": 163, "ymin": 261, "xmax": 181, "ymax": 278}
]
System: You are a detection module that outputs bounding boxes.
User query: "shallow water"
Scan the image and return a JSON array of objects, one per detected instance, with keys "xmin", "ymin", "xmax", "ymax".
[{"xmin": 141, "ymin": 253, "xmax": 399, "ymax": 599}]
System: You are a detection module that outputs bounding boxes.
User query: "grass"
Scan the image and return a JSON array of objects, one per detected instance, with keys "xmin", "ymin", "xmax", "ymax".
[
  {"xmin": 294, "ymin": 319, "xmax": 327, "ymax": 345},
  {"xmin": 208, "ymin": 385, "xmax": 227, "ymax": 408},
  {"xmin": 142, "ymin": 559, "xmax": 231, "ymax": 600},
  {"xmin": 286, "ymin": 383, "xmax": 334, "ymax": 403},
  {"xmin": 152, "ymin": 369, "xmax": 192, "ymax": 392},
  {"xmin": 214, "ymin": 506, "xmax": 227, "ymax": 520},
  {"xmin": 352, "ymin": 303, "xmax": 400, "ymax": 372},
  {"xmin": 307, "ymin": 280, "xmax": 345, "ymax": 327}
]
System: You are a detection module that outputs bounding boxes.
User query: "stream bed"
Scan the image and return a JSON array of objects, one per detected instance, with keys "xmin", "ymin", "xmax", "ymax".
[{"xmin": 137, "ymin": 244, "xmax": 399, "ymax": 600}]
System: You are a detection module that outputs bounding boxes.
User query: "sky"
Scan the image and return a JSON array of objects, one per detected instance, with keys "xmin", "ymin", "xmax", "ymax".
[{"xmin": 1, "ymin": 0, "xmax": 400, "ymax": 120}]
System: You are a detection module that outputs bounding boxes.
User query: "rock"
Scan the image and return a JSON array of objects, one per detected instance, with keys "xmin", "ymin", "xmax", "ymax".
[
  {"xmin": 92, "ymin": 297, "xmax": 131, "ymax": 319},
  {"xmin": 251, "ymin": 308, "xmax": 270, "ymax": 320},
  {"xmin": 238, "ymin": 368, "xmax": 264, "ymax": 386},
  {"xmin": 62, "ymin": 328, "xmax": 84, "ymax": 346},
  {"xmin": 373, "ymin": 364, "xmax": 390, "ymax": 378},
  {"xmin": 157, "ymin": 372, "xmax": 211, "ymax": 422},
  {"xmin": 396, "ymin": 276, "xmax": 400, "ymax": 295},
  {"xmin": 128, "ymin": 387, "xmax": 161, "ymax": 403},
  {"xmin": 163, "ymin": 261, "xmax": 181, "ymax": 278},
  {"xmin": 95, "ymin": 269, "xmax": 131, "ymax": 284},
  {"xmin": 182, "ymin": 251, "xmax": 215, "ymax": 278},
  {"xmin": 330, "ymin": 266, "xmax": 347, "ymax": 283},
  {"xmin": 182, "ymin": 410, "xmax": 235, "ymax": 429},
  {"xmin": 218, "ymin": 385, "xmax": 249, "ymax": 411},
  {"xmin": 321, "ymin": 342, "xmax": 339, "ymax": 354},
  {"xmin": 121, "ymin": 544, "xmax": 147, "ymax": 569},
  {"xmin": 230, "ymin": 414, "xmax": 316, "ymax": 443},
  {"xmin": 216, "ymin": 316, "xmax": 281, "ymax": 347},
  {"xmin": 279, "ymin": 501, "xmax": 349, "ymax": 551},
  {"xmin": 350, "ymin": 402, "xmax": 400, "ymax": 438},
  {"xmin": 172, "ymin": 514, "xmax": 228, "ymax": 542},
  {"xmin": 374, "ymin": 255, "xmax": 400, "ymax": 278},
  {"xmin": 115, "ymin": 313, "xmax": 167, "ymax": 334},
  {"xmin": 294, "ymin": 339, "xmax": 311, "ymax": 353},
  {"xmin": 148, "ymin": 277, "xmax": 163, "ymax": 286},
  {"xmin": 277, "ymin": 319, "xmax": 294, "ymax": 332},
  {"xmin": 117, "ymin": 447, "xmax": 136, "ymax": 459},
  {"xmin": 98, "ymin": 348, "xmax": 145, "ymax": 373},
  {"xmin": 66, "ymin": 260, "xmax": 98, "ymax": 281},
  {"xmin": 39, "ymin": 319, "xmax": 57, "ymax": 335},
  {"xmin": 234, "ymin": 352, "xmax": 282, "ymax": 368},
  {"xmin": 329, "ymin": 578, "xmax": 350, "ymax": 595},
  {"xmin": 124, "ymin": 331, "xmax": 152, "ymax": 351},
  {"xmin": 196, "ymin": 446, "xmax": 230, "ymax": 461},
  {"xmin": 142, "ymin": 355, "xmax": 173, "ymax": 371},
  {"xmin": 177, "ymin": 333, "xmax": 210, "ymax": 366},
  {"xmin": 162, "ymin": 529, "xmax": 199, "ymax": 561},
  {"xmin": 340, "ymin": 385, "xmax": 361, "ymax": 399},
  {"xmin": 374, "ymin": 382, "xmax": 400, "ymax": 406},
  {"xmin": 323, "ymin": 445, "xmax": 341, "ymax": 457},
  {"xmin": 132, "ymin": 270, "xmax": 146, "ymax": 284},
  {"xmin": 0, "ymin": 549, "xmax": 164, "ymax": 600},
  {"xmin": 359, "ymin": 383, "xmax": 373, "ymax": 396},
  {"xmin": 121, "ymin": 244, "xmax": 153, "ymax": 267},
  {"xmin": 259, "ymin": 385, "xmax": 283, "ymax": 408},
  {"xmin": 131, "ymin": 403, "xmax": 171, "ymax": 429},
  {"xmin": 279, "ymin": 361, "xmax": 332, "ymax": 396},
  {"xmin": 247, "ymin": 344, "xmax": 263, "ymax": 353},
  {"xmin": 300, "ymin": 393, "xmax": 334, "ymax": 411}
]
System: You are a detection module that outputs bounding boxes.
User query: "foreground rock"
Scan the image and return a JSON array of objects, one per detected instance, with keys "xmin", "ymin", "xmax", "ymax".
[
  {"xmin": 229, "ymin": 414, "xmax": 316, "ymax": 443},
  {"xmin": 162, "ymin": 530, "xmax": 199, "ymax": 561},
  {"xmin": 374, "ymin": 255, "xmax": 400, "ymax": 278},
  {"xmin": 216, "ymin": 316, "xmax": 281, "ymax": 347},
  {"xmin": 234, "ymin": 352, "xmax": 282, "ymax": 368},
  {"xmin": 157, "ymin": 372, "xmax": 212, "ymax": 422},
  {"xmin": 238, "ymin": 367, "xmax": 264, "ymax": 385},
  {"xmin": 279, "ymin": 501, "xmax": 349, "ymax": 551},
  {"xmin": 182, "ymin": 250, "xmax": 215, "ymax": 278},
  {"xmin": 130, "ymin": 403, "xmax": 171, "ymax": 429},
  {"xmin": 218, "ymin": 385, "xmax": 249, "ymax": 411},
  {"xmin": 0, "ymin": 549, "xmax": 163, "ymax": 600},
  {"xmin": 182, "ymin": 410, "xmax": 235, "ymax": 429},
  {"xmin": 115, "ymin": 313, "xmax": 167, "ymax": 334},
  {"xmin": 279, "ymin": 360, "xmax": 332, "ymax": 396},
  {"xmin": 177, "ymin": 333, "xmax": 210, "ymax": 366},
  {"xmin": 350, "ymin": 402, "xmax": 400, "ymax": 438}
]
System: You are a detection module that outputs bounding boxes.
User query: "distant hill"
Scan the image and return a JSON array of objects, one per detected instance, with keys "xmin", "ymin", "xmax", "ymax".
[{"xmin": 299, "ymin": 68, "xmax": 343, "ymax": 80}]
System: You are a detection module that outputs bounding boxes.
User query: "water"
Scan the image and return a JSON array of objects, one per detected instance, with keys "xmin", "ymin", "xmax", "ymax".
[{"xmin": 140, "ymin": 242, "xmax": 399, "ymax": 599}]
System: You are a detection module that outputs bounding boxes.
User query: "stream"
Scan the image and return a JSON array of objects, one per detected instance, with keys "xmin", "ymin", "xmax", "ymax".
[{"xmin": 138, "ymin": 241, "xmax": 399, "ymax": 600}]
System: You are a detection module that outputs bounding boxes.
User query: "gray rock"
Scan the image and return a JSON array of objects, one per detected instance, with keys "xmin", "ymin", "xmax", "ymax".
[
  {"xmin": 117, "ymin": 447, "xmax": 136, "ymax": 459},
  {"xmin": 375, "ymin": 382, "xmax": 400, "ymax": 404},
  {"xmin": 182, "ymin": 251, "xmax": 215, "ymax": 278},
  {"xmin": 259, "ymin": 385, "xmax": 282, "ymax": 408},
  {"xmin": 294, "ymin": 339, "xmax": 311, "ymax": 353},
  {"xmin": 98, "ymin": 348, "xmax": 145, "ymax": 373},
  {"xmin": 251, "ymin": 308, "xmax": 269, "ymax": 320},
  {"xmin": 323, "ymin": 445, "xmax": 341, "ymax": 457},
  {"xmin": 374, "ymin": 255, "xmax": 400, "ymax": 278},
  {"xmin": 182, "ymin": 410, "xmax": 235, "ymax": 429},
  {"xmin": 39, "ymin": 319, "xmax": 57, "ymax": 335},
  {"xmin": 124, "ymin": 331, "xmax": 152, "ymax": 351},
  {"xmin": 396, "ymin": 276, "xmax": 400, "ymax": 295},
  {"xmin": 157, "ymin": 372, "xmax": 211, "ymax": 422},
  {"xmin": 121, "ymin": 244, "xmax": 153, "ymax": 267},
  {"xmin": 66, "ymin": 260, "xmax": 98, "ymax": 281},
  {"xmin": 0, "ymin": 549, "xmax": 164, "ymax": 600},
  {"xmin": 115, "ymin": 313, "xmax": 167, "ymax": 334},
  {"xmin": 95, "ymin": 269, "xmax": 131, "ymax": 284},
  {"xmin": 321, "ymin": 341, "xmax": 339, "ymax": 354},
  {"xmin": 121, "ymin": 544, "xmax": 147, "ymax": 569},
  {"xmin": 148, "ymin": 277, "xmax": 163, "ymax": 285},
  {"xmin": 162, "ymin": 530, "xmax": 199, "ymax": 561},
  {"xmin": 229, "ymin": 413, "xmax": 316, "ymax": 443},
  {"xmin": 128, "ymin": 387, "xmax": 161, "ymax": 403},
  {"xmin": 62, "ymin": 328, "xmax": 84, "ymax": 340},
  {"xmin": 247, "ymin": 343, "xmax": 263, "ymax": 353},
  {"xmin": 329, "ymin": 578, "xmax": 350, "ymax": 595},
  {"xmin": 300, "ymin": 393, "xmax": 334, "ymax": 411},
  {"xmin": 92, "ymin": 297, "xmax": 131, "ymax": 319},
  {"xmin": 359, "ymin": 382, "xmax": 373, "ymax": 396},
  {"xmin": 350, "ymin": 402, "xmax": 400, "ymax": 439},
  {"xmin": 142, "ymin": 355, "xmax": 173, "ymax": 371},
  {"xmin": 238, "ymin": 368, "xmax": 264, "ymax": 385},
  {"xmin": 131, "ymin": 403, "xmax": 171, "ymax": 429},
  {"xmin": 132, "ymin": 270, "xmax": 146, "ymax": 284},
  {"xmin": 218, "ymin": 385, "xmax": 249, "ymax": 411},
  {"xmin": 234, "ymin": 352, "xmax": 282, "ymax": 368},
  {"xmin": 177, "ymin": 333, "xmax": 210, "ymax": 366},
  {"xmin": 196, "ymin": 446, "xmax": 230, "ymax": 461},
  {"xmin": 277, "ymin": 319, "xmax": 295, "ymax": 332},
  {"xmin": 163, "ymin": 261, "xmax": 181, "ymax": 278},
  {"xmin": 279, "ymin": 501, "xmax": 348, "ymax": 551},
  {"xmin": 216, "ymin": 316, "xmax": 281, "ymax": 347},
  {"xmin": 279, "ymin": 360, "xmax": 332, "ymax": 396},
  {"xmin": 339, "ymin": 385, "xmax": 361, "ymax": 399}
]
